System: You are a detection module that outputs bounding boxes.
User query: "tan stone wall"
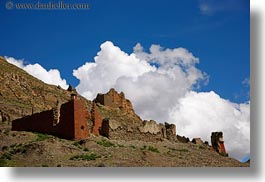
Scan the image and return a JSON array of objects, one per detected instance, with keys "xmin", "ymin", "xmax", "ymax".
[{"xmin": 101, "ymin": 118, "xmax": 177, "ymax": 142}]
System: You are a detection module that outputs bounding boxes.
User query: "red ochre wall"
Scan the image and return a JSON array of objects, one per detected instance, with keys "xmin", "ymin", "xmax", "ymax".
[
  {"xmin": 73, "ymin": 99, "xmax": 90, "ymax": 139},
  {"xmin": 12, "ymin": 110, "xmax": 54, "ymax": 134},
  {"xmin": 12, "ymin": 99, "xmax": 90, "ymax": 140},
  {"xmin": 219, "ymin": 142, "xmax": 227, "ymax": 155},
  {"xmin": 92, "ymin": 103, "xmax": 102, "ymax": 136}
]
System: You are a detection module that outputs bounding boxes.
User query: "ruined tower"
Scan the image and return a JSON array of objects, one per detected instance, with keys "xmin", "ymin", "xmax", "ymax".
[{"xmin": 211, "ymin": 132, "xmax": 227, "ymax": 156}]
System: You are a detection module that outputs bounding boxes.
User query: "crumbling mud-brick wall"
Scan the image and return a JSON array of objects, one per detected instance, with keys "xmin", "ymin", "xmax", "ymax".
[
  {"xmin": 91, "ymin": 102, "xmax": 102, "ymax": 136},
  {"xmin": 56, "ymin": 99, "xmax": 90, "ymax": 139},
  {"xmin": 95, "ymin": 88, "xmax": 178, "ymax": 142},
  {"xmin": 165, "ymin": 122, "xmax": 177, "ymax": 141},
  {"xmin": 101, "ymin": 120, "xmax": 164, "ymax": 142},
  {"xmin": 72, "ymin": 99, "xmax": 90, "ymax": 139},
  {"xmin": 12, "ymin": 110, "xmax": 55, "ymax": 134},
  {"xmin": 177, "ymin": 135, "xmax": 190, "ymax": 143},
  {"xmin": 94, "ymin": 88, "xmax": 135, "ymax": 115},
  {"xmin": 101, "ymin": 119, "xmax": 177, "ymax": 142},
  {"xmin": 54, "ymin": 101, "xmax": 75, "ymax": 139},
  {"xmin": 12, "ymin": 97, "xmax": 90, "ymax": 140},
  {"xmin": 191, "ymin": 138, "xmax": 204, "ymax": 145},
  {"xmin": 11, "ymin": 88, "xmax": 180, "ymax": 143},
  {"xmin": 211, "ymin": 132, "xmax": 227, "ymax": 156},
  {"xmin": 101, "ymin": 119, "xmax": 165, "ymax": 142}
]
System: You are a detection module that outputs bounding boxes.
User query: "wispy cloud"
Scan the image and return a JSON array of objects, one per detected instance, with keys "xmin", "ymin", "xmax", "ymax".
[
  {"xmin": 199, "ymin": 0, "xmax": 248, "ymax": 15},
  {"xmin": 199, "ymin": 1, "xmax": 213, "ymax": 15},
  {"xmin": 242, "ymin": 78, "xmax": 250, "ymax": 87}
]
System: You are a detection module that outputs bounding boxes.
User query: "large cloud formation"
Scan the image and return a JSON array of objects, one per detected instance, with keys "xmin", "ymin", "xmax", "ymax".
[
  {"xmin": 169, "ymin": 91, "xmax": 250, "ymax": 159},
  {"xmin": 73, "ymin": 41, "xmax": 250, "ymax": 161},
  {"xmin": 5, "ymin": 56, "xmax": 68, "ymax": 89},
  {"xmin": 74, "ymin": 41, "xmax": 206, "ymax": 122}
]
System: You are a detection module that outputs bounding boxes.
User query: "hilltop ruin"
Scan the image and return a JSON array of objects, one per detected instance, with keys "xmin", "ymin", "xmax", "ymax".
[{"xmin": 11, "ymin": 88, "xmax": 227, "ymax": 156}]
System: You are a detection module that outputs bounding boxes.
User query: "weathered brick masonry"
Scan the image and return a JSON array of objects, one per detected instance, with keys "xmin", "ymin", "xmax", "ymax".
[
  {"xmin": 12, "ymin": 94, "xmax": 90, "ymax": 140},
  {"xmin": 91, "ymin": 102, "xmax": 102, "ymax": 136},
  {"xmin": 100, "ymin": 119, "xmax": 177, "ymax": 142},
  {"xmin": 11, "ymin": 88, "xmax": 228, "ymax": 157}
]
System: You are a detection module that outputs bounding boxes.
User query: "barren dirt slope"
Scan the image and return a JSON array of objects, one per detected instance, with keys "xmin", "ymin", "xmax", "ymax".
[{"xmin": 0, "ymin": 130, "xmax": 249, "ymax": 167}]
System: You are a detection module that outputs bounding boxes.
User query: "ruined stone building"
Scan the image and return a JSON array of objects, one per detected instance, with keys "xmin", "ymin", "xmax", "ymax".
[
  {"xmin": 12, "ymin": 93, "xmax": 101, "ymax": 140},
  {"xmin": 94, "ymin": 88, "xmax": 135, "ymax": 115},
  {"xmin": 94, "ymin": 89, "xmax": 178, "ymax": 142},
  {"xmin": 11, "ymin": 88, "xmax": 227, "ymax": 156},
  {"xmin": 11, "ymin": 89, "xmax": 177, "ymax": 142}
]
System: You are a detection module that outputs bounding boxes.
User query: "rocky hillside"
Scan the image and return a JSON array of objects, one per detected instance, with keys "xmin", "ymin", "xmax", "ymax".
[
  {"xmin": 0, "ymin": 131, "xmax": 249, "ymax": 167},
  {"xmin": 0, "ymin": 56, "xmax": 90, "ymax": 122},
  {"xmin": 0, "ymin": 56, "xmax": 249, "ymax": 167}
]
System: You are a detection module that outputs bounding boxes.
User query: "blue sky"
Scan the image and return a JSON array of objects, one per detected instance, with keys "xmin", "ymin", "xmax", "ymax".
[{"xmin": 0, "ymin": 0, "xmax": 249, "ymax": 103}]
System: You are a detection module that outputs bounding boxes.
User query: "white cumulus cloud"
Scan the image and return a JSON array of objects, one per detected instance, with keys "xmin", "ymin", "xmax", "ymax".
[
  {"xmin": 73, "ymin": 41, "xmax": 249, "ymax": 161},
  {"xmin": 169, "ymin": 91, "xmax": 250, "ymax": 160},
  {"xmin": 73, "ymin": 41, "xmax": 156, "ymax": 99},
  {"xmin": 73, "ymin": 41, "xmax": 206, "ymax": 122},
  {"xmin": 5, "ymin": 56, "xmax": 68, "ymax": 89}
]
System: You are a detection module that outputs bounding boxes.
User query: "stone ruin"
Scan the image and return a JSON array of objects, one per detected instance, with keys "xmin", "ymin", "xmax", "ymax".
[
  {"xmin": 11, "ymin": 88, "xmax": 227, "ymax": 156},
  {"xmin": 91, "ymin": 102, "xmax": 102, "ymax": 136},
  {"xmin": 177, "ymin": 135, "xmax": 190, "ymax": 143},
  {"xmin": 12, "ymin": 92, "xmax": 90, "ymax": 140},
  {"xmin": 94, "ymin": 88, "xmax": 137, "ymax": 116},
  {"xmin": 100, "ymin": 119, "xmax": 177, "ymax": 142},
  {"xmin": 211, "ymin": 132, "xmax": 227, "ymax": 156},
  {"xmin": 95, "ymin": 89, "xmax": 177, "ymax": 142},
  {"xmin": 191, "ymin": 138, "xmax": 204, "ymax": 145}
]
